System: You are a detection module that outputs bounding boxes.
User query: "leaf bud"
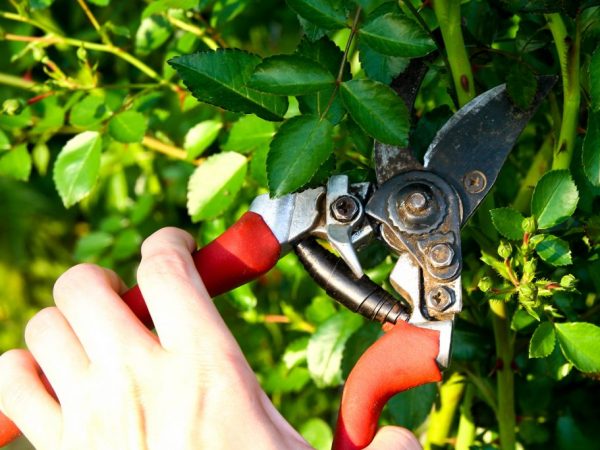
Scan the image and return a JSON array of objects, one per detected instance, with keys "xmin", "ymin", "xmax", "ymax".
[
  {"xmin": 521, "ymin": 217, "xmax": 537, "ymax": 234},
  {"xmin": 518, "ymin": 282, "xmax": 538, "ymax": 302},
  {"xmin": 560, "ymin": 274, "xmax": 577, "ymax": 289},
  {"xmin": 478, "ymin": 276, "xmax": 493, "ymax": 293},
  {"xmin": 523, "ymin": 259, "xmax": 537, "ymax": 277},
  {"xmin": 2, "ymin": 98, "xmax": 25, "ymax": 115},
  {"xmin": 498, "ymin": 241, "xmax": 513, "ymax": 259}
]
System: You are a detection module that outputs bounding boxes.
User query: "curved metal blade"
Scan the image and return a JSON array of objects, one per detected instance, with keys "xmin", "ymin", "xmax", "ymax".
[{"xmin": 423, "ymin": 76, "xmax": 556, "ymax": 224}]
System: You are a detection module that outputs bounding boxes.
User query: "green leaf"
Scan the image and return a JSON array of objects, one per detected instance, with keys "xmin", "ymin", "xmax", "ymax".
[
  {"xmin": 53, "ymin": 132, "xmax": 102, "ymax": 208},
  {"xmin": 222, "ymin": 116, "xmax": 275, "ymax": 154},
  {"xmin": 590, "ymin": 45, "xmax": 600, "ymax": 112},
  {"xmin": 307, "ymin": 310, "xmax": 363, "ymax": 387},
  {"xmin": 30, "ymin": 0, "xmax": 55, "ymax": 9},
  {"xmin": 183, "ymin": 120, "xmax": 222, "ymax": 159},
  {"xmin": 531, "ymin": 170, "xmax": 579, "ymax": 229},
  {"xmin": 248, "ymin": 55, "xmax": 335, "ymax": 95},
  {"xmin": 142, "ymin": 0, "xmax": 197, "ymax": 18},
  {"xmin": 490, "ymin": 207, "xmax": 526, "ymax": 240},
  {"xmin": 88, "ymin": 0, "xmax": 109, "ymax": 5},
  {"xmin": 70, "ymin": 95, "xmax": 110, "ymax": 129},
  {"xmin": 299, "ymin": 418, "xmax": 333, "ymax": 450},
  {"xmin": 0, "ymin": 144, "xmax": 32, "ymax": 181},
  {"xmin": 135, "ymin": 15, "xmax": 172, "ymax": 56},
  {"xmin": 267, "ymin": 114, "xmax": 333, "ymax": 196},
  {"xmin": 359, "ymin": 13, "xmax": 436, "ymax": 57},
  {"xmin": 108, "ymin": 111, "xmax": 147, "ymax": 144},
  {"xmin": 296, "ymin": 37, "xmax": 349, "ymax": 124},
  {"xmin": 169, "ymin": 50, "xmax": 288, "ymax": 121},
  {"xmin": 358, "ymin": 41, "xmax": 409, "ymax": 84},
  {"xmin": 74, "ymin": 231, "xmax": 114, "ymax": 262},
  {"xmin": 286, "ymin": 0, "xmax": 348, "ymax": 30},
  {"xmin": 506, "ymin": 63, "xmax": 538, "ymax": 109},
  {"xmin": 555, "ymin": 322, "xmax": 600, "ymax": 373},
  {"xmin": 340, "ymin": 79, "xmax": 409, "ymax": 146},
  {"xmin": 0, "ymin": 130, "xmax": 10, "ymax": 151},
  {"xmin": 187, "ymin": 152, "xmax": 247, "ymax": 222},
  {"xmin": 582, "ymin": 111, "xmax": 600, "ymax": 186},
  {"xmin": 388, "ymin": 383, "xmax": 437, "ymax": 430},
  {"xmin": 535, "ymin": 235, "xmax": 572, "ymax": 266},
  {"xmin": 283, "ymin": 337, "xmax": 309, "ymax": 369},
  {"xmin": 529, "ymin": 322, "xmax": 556, "ymax": 358}
]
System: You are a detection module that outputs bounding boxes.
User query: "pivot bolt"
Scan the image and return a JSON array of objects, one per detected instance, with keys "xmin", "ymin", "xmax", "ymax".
[
  {"xmin": 331, "ymin": 195, "xmax": 360, "ymax": 223},
  {"xmin": 429, "ymin": 243, "xmax": 455, "ymax": 268},
  {"xmin": 428, "ymin": 286, "xmax": 453, "ymax": 311}
]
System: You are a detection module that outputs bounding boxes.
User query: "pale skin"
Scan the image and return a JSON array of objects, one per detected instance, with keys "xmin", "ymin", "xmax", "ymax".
[{"xmin": 0, "ymin": 228, "xmax": 421, "ymax": 450}]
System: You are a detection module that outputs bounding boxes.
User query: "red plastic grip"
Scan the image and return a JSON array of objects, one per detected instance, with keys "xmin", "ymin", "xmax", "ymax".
[
  {"xmin": 0, "ymin": 211, "xmax": 281, "ymax": 447},
  {"xmin": 332, "ymin": 321, "xmax": 443, "ymax": 450}
]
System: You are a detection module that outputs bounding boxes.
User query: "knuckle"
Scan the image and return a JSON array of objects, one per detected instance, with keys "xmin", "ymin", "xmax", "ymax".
[
  {"xmin": 138, "ymin": 248, "xmax": 193, "ymax": 283},
  {"xmin": 24, "ymin": 307, "xmax": 60, "ymax": 345},
  {"xmin": 53, "ymin": 263, "xmax": 106, "ymax": 306},
  {"xmin": 140, "ymin": 227, "xmax": 194, "ymax": 257}
]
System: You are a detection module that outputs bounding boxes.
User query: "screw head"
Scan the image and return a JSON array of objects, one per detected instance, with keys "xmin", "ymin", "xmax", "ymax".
[
  {"xmin": 429, "ymin": 243, "xmax": 455, "ymax": 268},
  {"xmin": 331, "ymin": 195, "xmax": 360, "ymax": 223},
  {"xmin": 463, "ymin": 170, "xmax": 487, "ymax": 194},
  {"xmin": 427, "ymin": 286, "xmax": 453, "ymax": 310}
]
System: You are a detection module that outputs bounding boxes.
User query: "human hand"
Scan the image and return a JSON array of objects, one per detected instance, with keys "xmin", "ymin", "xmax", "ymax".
[{"xmin": 0, "ymin": 227, "xmax": 421, "ymax": 450}]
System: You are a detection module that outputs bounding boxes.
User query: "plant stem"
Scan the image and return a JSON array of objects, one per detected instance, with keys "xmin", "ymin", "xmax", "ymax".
[
  {"xmin": 432, "ymin": 0, "xmax": 476, "ymax": 107},
  {"xmin": 1, "ymin": 11, "xmax": 175, "ymax": 89},
  {"xmin": 490, "ymin": 300, "xmax": 516, "ymax": 450},
  {"xmin": 512, "ymin": 132, "xmax": 554, "ymax": 213},
  {"xmin": 165, "ymin": 14, "xmax": 219, "ymax": 50},
  {"xmin": 320, "ymin": 7, "xmax": 361, "ymax": 120},
  {"xmin": 142, "ymin": 136, "xmax": 198, "ymax": 163},
  {"xmin": 425, "ymin": 372, "xmax": 465, "ymax": 450},
  {"xmin": 545, "ymin": 13, "xmax": 581, "ymax": 170},
  {"xmin": 0, "ymin": 72, "xmax": 39, "ymax": 91},
  {"xmin": 455, "ymin": 383, "xmax": 476, "ymax": 450}
]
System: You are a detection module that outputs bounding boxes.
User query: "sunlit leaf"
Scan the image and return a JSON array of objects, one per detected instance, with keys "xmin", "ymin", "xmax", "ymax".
[
  {"xmin": 222, "ymin": 115, "xmax": 275, "ymax": 154},
  {"xmin": 187, "ymin": 152, "xmax": 247, "ymax": 221},
  {"xmin": 184, "ymin": 120, "xmax": 222, "ymax": 158},
  {"xmin": 0, "ymin": 144, "xmax": 31, "ymax": 182},
  {"xmin": 531, "ymin": 170, "xmax": 579, "ymax": 229},
  {"xmin": 555, "ymin": 322, "xmax": 600, "ymax": 373},
  {"xmin": 108, "ymin": 110, "xmax": 147, "ymax": 143},
  {"xmin": 53, "ymin": 132, "xmax": 102, "ymax": 208},
  {"xmin": 307, "ymin": 310, "xmax": 362, "ymax": 387},
  {"xmin": 529, "ymin": 322, "xmax": 556, "ymax": 358}
]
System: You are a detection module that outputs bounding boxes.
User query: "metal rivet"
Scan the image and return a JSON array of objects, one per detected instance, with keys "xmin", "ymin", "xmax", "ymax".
[
  {"xmin": 427, "ymin": 286, "xmax": 453, "ymax": 311},
  {"xmin": 429, "ymin": 243, "xmax": 455, "ymax": 268},
  {"xmin": 331, "ymin": 195, "xmax": 360, "ymax": 223},
  {"xmin": 406, "ymin": 192, "xmax": 428, "ymax": 212},
  {"xmin": 463, "ymin": 170, "xmax": 487, "ymax": 194}
]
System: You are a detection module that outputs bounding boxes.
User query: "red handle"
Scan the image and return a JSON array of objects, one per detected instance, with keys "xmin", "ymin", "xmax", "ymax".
[
  {"xmin": 333, "ymin": 321, "xmax": 443, "ymax": 450},
  {"xmin": 0, "ymin": 211, "xmax": 281, "ymax": 446}
]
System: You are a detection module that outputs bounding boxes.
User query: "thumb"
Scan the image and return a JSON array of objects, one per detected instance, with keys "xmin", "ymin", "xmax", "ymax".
[{"xmin": 363, "ymin": 426, "xmax": 422, "ymax": 450}]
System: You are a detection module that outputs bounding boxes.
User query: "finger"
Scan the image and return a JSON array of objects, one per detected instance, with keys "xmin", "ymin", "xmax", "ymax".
[
  {"xmin": 0, "ymin": 349, "xmax": 62, "ymax": 449},
  {"xmin": 53, "ymin": 264, "xmax": 158, "ymax": 363},
  {"xmin": 364, "ymin": 426, "xmax": 422, "ymax": 450},
  {"xmin": 137, "ymin": 227, "xmax": 238, "ymax": 353},
  {"xmin": 25, "ymin": 307, "xmax": 88, "ymax": 403}
]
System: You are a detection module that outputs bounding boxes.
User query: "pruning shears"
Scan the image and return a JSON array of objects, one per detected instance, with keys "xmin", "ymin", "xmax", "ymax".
[{"xmin": 0, "ymin": 60, "xmax": 554, "ymax": 449}]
